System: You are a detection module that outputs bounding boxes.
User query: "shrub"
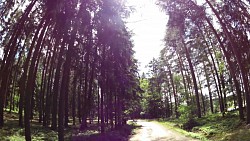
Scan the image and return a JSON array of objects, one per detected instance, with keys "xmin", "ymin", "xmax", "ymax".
[
  {"xmin": 178, "ymin": 105, "xmax": 195, "ymax": 121},
  {"xmin": 178, "ymin": 104, "xmax": 199, "ymax": 131},
  {"xmin": 182, "ymin": 118, "xmax": 199, "ymax": 131}
]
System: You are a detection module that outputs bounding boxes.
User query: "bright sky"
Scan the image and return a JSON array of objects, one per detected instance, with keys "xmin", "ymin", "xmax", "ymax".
[{"xmin": 126, "ymin": 0, "xmax": 168, "ymax": 74}]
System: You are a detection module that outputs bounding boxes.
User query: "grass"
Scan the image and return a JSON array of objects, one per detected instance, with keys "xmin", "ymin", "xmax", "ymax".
[
  {"xmin": 155, "ymin": 112, "xmax": 250, "ymax": 141},
  {"xmin": 0, "ymin": 112, "xmax": 59, "ymax": 141},
  {"xmin": 0, "ymin": 111, "xmax": 140, "ymax": 141}
]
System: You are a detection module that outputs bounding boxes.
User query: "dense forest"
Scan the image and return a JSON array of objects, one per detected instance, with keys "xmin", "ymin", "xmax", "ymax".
[
  {"xmin": 0, "ymin": 0, "xmax": 141, "ymax": 140},
  {"xmin": 0, "ymin": 0, "xmax": 250, "ymax": 140},
  {"xmin": 141, "ymin": 0, "xmax": 250, "ymax": 126}
]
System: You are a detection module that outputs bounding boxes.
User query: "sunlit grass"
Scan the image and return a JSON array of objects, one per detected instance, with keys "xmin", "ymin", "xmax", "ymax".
[
  {"xmin": 155, "ymin": 120, "xmax": 209, "ymax": 141},
  {"xmin": 0, "ymin": 117, "xmax": 58, "ymax": 141},
  {"xmin": 0, "ymin": 111, "xmax": 73, "ymax": 141},
  {"xmin": 0, "ymin": 113, "xmax": 139, "ymax": 141},
  {"xmin": 155, "ymin": 111, "xmax": 250, "ymax": 141}
]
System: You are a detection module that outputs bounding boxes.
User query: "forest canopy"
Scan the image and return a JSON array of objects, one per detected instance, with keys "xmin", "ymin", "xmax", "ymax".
[
  {"xmin": 142, "ymin": 0, "xmax": 250, "ymax": 124},
  {"xmin": 1, "ymin": 0, "xmax": 250, "ymax": 140},
  {"xmin": 0, "ymin": 0, "xmax": 140, "ymax": 140}
]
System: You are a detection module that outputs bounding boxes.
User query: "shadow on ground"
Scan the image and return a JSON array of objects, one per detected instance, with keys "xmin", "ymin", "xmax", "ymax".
[
  {"xmin": 0, "ymin": 113, "xmax": 58, "ymax": 141},
  {"xmin": 71, "ymin": 122, "xmax": 142, "ymax": 141}
]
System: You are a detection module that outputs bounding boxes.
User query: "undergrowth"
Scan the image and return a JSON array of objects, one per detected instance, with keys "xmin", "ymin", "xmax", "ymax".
[
  {"xmin": 0, "ymin": 112, "xmax": 139, "ymax": 141},
  {"xmin": 157, "ymin": 111, "xmax": 250, "ymax": 141}
]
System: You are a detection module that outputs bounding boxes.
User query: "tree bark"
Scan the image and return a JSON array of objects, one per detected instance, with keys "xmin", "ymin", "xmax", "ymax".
[
  {"xmin": 204, "ymin": 14, "xmax": 244, "ymax": 120},
  {"xmin": 205, "ymin": 0, "xmax": 249, "ymax": 123},
  {"xmin": 183, "ymin": 43, "xmax": 201, "ymax": 118},
  {"xmin": 203, "ymin": 61, "xmax": 214, "ymax": 113}
]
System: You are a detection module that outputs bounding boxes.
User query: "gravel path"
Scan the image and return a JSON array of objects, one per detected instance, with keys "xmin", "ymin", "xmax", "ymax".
[{"xmin": 129, "ymin": 120, "xmax": 199, "ymax": 141}]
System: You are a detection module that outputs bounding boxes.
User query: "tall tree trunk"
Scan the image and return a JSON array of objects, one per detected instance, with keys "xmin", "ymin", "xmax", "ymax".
[
  {"xmin": 0, "ymin": 0, "xmax": 37, "ymax": 126},
  {"xmin": 183, "ymin": 42, "xmax": 201, "ymax": 118},
  {"xmin": 168, "ymin": 66, "xmax": 179, "ymax": 118},
  {"xmin": 80, "ymin": 50, "xmax": 90, "ymax": 129},
  {"xmin": 51, "ymin": 38, "xmax": 65, "ymax": 130},
  {"xmin": 208, "ymin": 46, "xmax": 224, "ymax": 114},
  {"xmin": 206, "ymin": 0, "xmax": 250, "ymax": 123},
  {"xmin": 96, "ymin": 84, "xmax": 99, "ymax": 124},
  {"xmin": 72, "ymin": 72, "xmax": 77, "ymax": 126},
  {"xmin": 100, "ymin": 46, "xmax": 106, "ymax": 133},
  {"xmin": 44, "ymin": 52, "xmax": 54, "ymax": 127},
  {"xmin": 204, "ymin": 15, "xmax": 244, "ymax": 120},
  {"xmin": 42, "ymin": 50, "xmax": 51, "ymax": 126},
  {"xmin": 38, "ymin": 56, "xmax": 46, "ymax": 123},
  {"xmin": 220, "ymin": 74, "xmax": 227, "ymax": 111},
  {"xmin": 58, "ymin": 48, "xmax": 72, "ymax": 141},
  {"xmin": 58, "ymin": 12, "xmax": 77, "ymax": 138},
  {"xmin": 203, "ymin": 61, "xmax": 214, "ymax": 113},
  {"xmin": 196, "ymin": 70, "xmax": 206, "ymax": 115},
  {"xmin": 25, "ymin": 17, "xmax": 48, "ymax": 141},
  {"xmin": 78, "ymin": 70, "xmax": 83, "ymax": 124},
  {"xmin": 177, "ymin": 54, "xmax": 189, "ymax": 104},
  {"xmin": 100, "ymin": 81, "xmax": 105, "ymax": 133}
]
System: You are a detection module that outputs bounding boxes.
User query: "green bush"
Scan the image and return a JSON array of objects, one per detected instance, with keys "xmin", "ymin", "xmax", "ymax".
[
  {"xmin": 178, "ymin": 104, "xmax": 199, "ymax": 130},
  {"xmin": 182, "ymin": 118, "xmax": 199, "ymax": 131},
  {"xmin": 178, "ymin": 105, "xmax": 195, "ymax": 120}
]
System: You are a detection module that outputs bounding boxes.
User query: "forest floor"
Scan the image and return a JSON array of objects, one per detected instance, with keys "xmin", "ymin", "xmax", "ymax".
[
  {"xmin": 71, "ymin": 121, "xmax": 139, "ymax": 141},
  {"xmin": 0, "ymin": 111, "xmax": 199, "ymax": 141},
  {"xmin": 2, "ymin": 111, "xmax": 250, "ymax": 141},
  {"xmin": 156, "ymin": 112, "xmax": 250, "ymax": 141},
  {"xmin": 0, "ymin": 110, "xmax": 139, "ymax": 141}
]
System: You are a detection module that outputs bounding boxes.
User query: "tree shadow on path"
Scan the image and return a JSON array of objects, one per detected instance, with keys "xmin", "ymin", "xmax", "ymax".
[{"xmin": 71, "ymin": 121, "xmax": 142, "ymax": 141}]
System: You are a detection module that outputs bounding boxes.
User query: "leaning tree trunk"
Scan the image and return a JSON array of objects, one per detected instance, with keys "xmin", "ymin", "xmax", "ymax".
[
  {"xmin": 51, "ymin": 37, "xmax": 65, "ymax": 130},
  {"xmin": 203, "ymin": 61, "xmax": 214, "ymax": 113},
  {"xmin": 168, "ymin": 65, "xmax": 179, "ymax": 118},
  {"xmin": 205, "ymin": 38, "xmax": 224, "ymax": 115},
  {"xmin": 204, "ymin": 15, "xmax": 244, "ymax": 120},
  {"xmin": 183, "ymin": 42, "xmax": 201, "ymax": 118},
  {"xmin": 58, "ymin": 13, "xmax": 77, "ymax": 139},
  {"xmin": 24, "ymin": 17, "xmax": 49, "ymax": 141},
  {"xmin": 0, "ymin": 1, "xmax": 37, "ymax": 126},
  {"xmin": 177, "ymin": 54, "xmax": 189, "ymax": 104},
  {"xmin": 205, "ymin": 0, "xmax": 250, "ymax": 123},
  {"xmin": 58, "ymin": 47, "xmax": 72, "ymax": 141}
]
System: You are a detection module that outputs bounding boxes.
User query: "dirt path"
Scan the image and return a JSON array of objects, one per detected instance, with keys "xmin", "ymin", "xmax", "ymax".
[{"xmin": 129, "ymin": 120, "xmax": 199, "ymax": 141}]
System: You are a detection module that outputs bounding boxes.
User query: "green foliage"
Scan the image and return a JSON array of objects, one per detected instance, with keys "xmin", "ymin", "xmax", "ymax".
[
  {"xmin": 160, "ymin": 112, "xmax": 250, "ymax": 141},
  {"xmin": 178, "ymin": 105, "xmax": 194, "ymax": 121},
  {"xmin": 194, "ymin": 113, "xmax": 243, "ymax": 140},
  {"xmin": 182, "ymin": 118, "xmax": 199, "ymax": 131},
  {"xmin": 156, "ymin": 120, "xmax": 208, "ymax": 141},
  {"xmin": 147, "ymin": 93, "xmax": 164, "ymax": 118},
  {"xmin": 0, "ymin": 121, "xmax": 58, "ymax": 141},
  {"xmin": 178, "ymin": 105, "xmax": 199, "ymax": 130}
]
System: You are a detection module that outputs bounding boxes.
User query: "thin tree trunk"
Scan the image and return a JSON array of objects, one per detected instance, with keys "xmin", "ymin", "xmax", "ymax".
[
  {"xmin": 58, "ymin": 48, "xmax": 72, "ymax": 141},
  {"xmin": 72, "ymin": 73, "xmax": 77, "ymax": 126},
  {"xmin": 204, "ymin": 15, "xmax": 244, "ymax": 120},
  {"xmin": 183, "ymin": 42, "xmax": 201, "ymax": 118},
  {"xmin": 100, "ymin": 46, "xmax": 106, "ymax": 133},
  {"xmin": 25, "ymin": 18, "xmax": 48, "ymax": 141},
  {"xmin": 203, "ymin": 62, "xmax": 214, "ymax": 113},
  {"xmin": 0, "ymin": 0, "xmax": 37, "ymax": 126},
  {"xmin": 206, "ymin": 0, "xmax": 250, "ymax": 123},
  {"xmin": 51, "ymin": 39, "xmax": 65, "ymax": 130},
  {"xmin": 168, "ymin": 66, "xmax": 179, "ymax": 118}
]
